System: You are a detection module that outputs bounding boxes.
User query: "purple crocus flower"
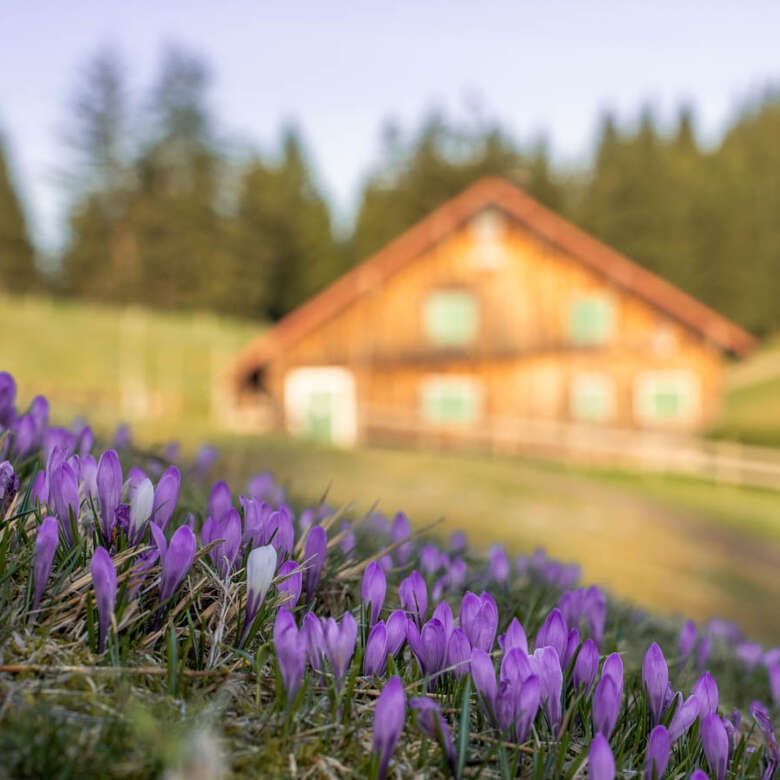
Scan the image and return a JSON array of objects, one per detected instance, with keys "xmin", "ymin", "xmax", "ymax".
[
  {"xmin": 373, "ymin": 676, "xmax": 405, "ymax": 780},
  {"xmin": 535, "ymin": 608, "xmax": 568, "ymax": 663},
  {"xmin": 0, "ymin": 460, "xmax": 19, "ymax": 517},
  {"xmin": 44, "ymin": 427, "xmax": 76, "ymax": 463},
  {"xmin": 266, "ymin": 506, "xmax": 295, "ymax": 561},
  {"xmin": 386, "ymin": 609, "xmax": 408, "ymax": 656},
  {"xmin": 323, "ymin": 612, "xmax": 358, "ymax": 687},
  {"xmin": 12, "ymin": 414, "xmax": 36, "ymax": 458},
  {"xmin": 449, "ymin": 556, "xmax": 466, "ymax": 589},
  {"xmin": 447, "ymin": 628, "xmax": 472, "ymax": 678},
  {"xmin": 244, "ymin": 544, "xmax": 277, "ymax": 629},
  {"xmin": 208, "ymin": 480, "xmax": 232, "ymax": 524},
  {"xmin": 0, "ymin": 372, "xmax": 16, "ymax": 428},
  {"xmin": 274, "ymin": 608, "xmax": 307, "ymax": 705},
  {"xmin": 50, "ymin": 461, "xmax": 80, "ymax": 545},
  {"xmin": 470, "ymin": 648, "xmax": 498, "ymax": 714},
  {"xmin": 32, "ymin": 516, "xmax": 59, "ymax": 609},
  {"xmin": 693, "ymin": 671, "xmax": 719, "ymax": 718},
  {"xmin": 152, "ymin": 465, "xmax": 181, "ymax": 530},
  {"xmin": 736, "ymin": 642, "xmax": 763, "ymax": 671},
  {"xmin": 91, "ymin": 546, "xmax": 117, "ymax": 654},
  {"xmin": 159, "ymin": 525, "xmax": 196, "ymax": 603},
  {"xmin": 679, "ymin": 620, "xmax": 697, "ymax": 662},
  {"xmin": 643, "ymin": 643, "xmax": 669, "ymax": 725},
  {"xmin": 420, "ymin": 544, "xmax": 441, "ymax": 575},
  {"xmin": 593, "ymin": 674, "xmax": 620, "ymax": 737},
  {"xmin": 338, "ymin": 521, "xmax": 356, "ymax": 556},
  {"xmin": 96, "ymin": 449, "xmax": 122, "ymax": 544},
  {"xmin": 362, "ymin": 561, "xmax": 387, "ymax": 626},
  {"xmin": 247, "ymin": 470, "xmax": 284, "ymax": 506},
  {"xmin": 498, "ymin": 617, "xmax": 528, "ymax": 654},
  {"xmin": 204, "ymin": 507, "xmax": 242, "ymax": 577},
  {"xmin": 500, "ymin": 646, "xmax": 533, "ymax": 687},
  {"xmin": 303, "ymin": 612, "xmax": 325, "ymax": 674},
  {"xmin": 531, "ymin": 645, "xmax": 563, "ymax": 732},
  {"xmin": 701, "ymin": 713, "xmax": 729, "ymax": 780},
  {"xmin": 240, "ymin": 496, "xmax": 271, "ymax": 549},
  {"xmin": 697, "ymin": 636, "xmax": 712, "ymax": 669},
  {"xmin": 584, "ymin": 585, "xmax": 607, "ymax": 645},
  {"xmin": 449, "ymin": 531, "xmax": 467, "ymax": 553},
  {"xmin": 516, "ymin": 675, "xmax": 541, "ymax": 743},
  {"xmin": 488, "ymin": 544, "xmax": 510, "ymax": 584},
  {"xmin": 668, "ymin": 693, "xmax": 700, "ymax": 743},
  {"xmin": 589, "ymin": 734, "xmax": 615, "ymax": 780},
  {"xmin": 750, "ymin": 701, "xmax": 779, "ymax": 776},
  {"xmin": 574, "ymin": 638, "xmax": 599, "ymax": 693},
  {"xmin": 364, "ymin": 620, "xmax": 389, "ymax": 677},
  {"xmin": 644, "ymin": 725, "xmax": 670, "ymax": 780},
  {"xmin": 391, "ymin": 512, "xmax": 412, "ymax": 565},
  {"xmin": 303, "ymin": 525, "xmax": 327, "ymax": 604},
  {"xmin": 689, "ymin": 772, "xmax": 709, "ymax": 780},
  {"xmin": 193, "ymin": 444, "xmax": 219, "ymax": 477},
  {"xmin": 400, "ymin": 571, "xmax": 428, "ymax": 625},
  {"xmin": 410, "ymin": 697, "xmax": 456, "ymax": 776},
  {"xmin": 432, "ymin": 601, "xmax": 454, "ymax": 643},
  {"xmin": 407, "ymin": 618, "xmax": 447, "ymax": 679},
  {"xmin": 277, "ymin": 560, "xmax": 302, "ymax": 607},
  {"xmin": 563, "ymin": 627, "xmax": 580, "ymax": 669},
  {"xmin": 602, "ymin": 653, "xmax": 624, "ymax": 703},
  {"xmin": 459, "ymin": 591, "xmax": 498, "ymax": 652}
]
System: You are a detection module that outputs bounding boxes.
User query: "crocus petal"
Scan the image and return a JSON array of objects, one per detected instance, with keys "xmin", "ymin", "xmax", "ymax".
[
  {"xmin": 90, "ymin": 546, "xmax": 117, "ymax": 654},
  {"xmin": 470, "ymin": 648, "xmax": 497, "ymax": 715},
  {"xmin": 364, "ymin": 621, "xmax": 389, "ymax": 677},
  {"xmin": 361, "ymin": 561, "xmax": 387, "ymax": 626},
  {"xmin": 152, "ymin": 465, "xmax": 181, "ymax": 530},
  {"xmin": 303, "ymin": 525, "xmax": 327, "ymax": 604},
  {"xmin": 589, "ymin": 734, "xmax": 615, "ymax": 780},
  {"xmin": 129, "ymin": 477, "xmax": 154, "ymax": 544},
  {"xmin": 386, "ymin": 609, "xmax": 408, "ymax": 656},
  {"xmin": 644, "ymin": 725, "xmax": 670, "ymax": 780},
  {"xmin": 701, "ymin": 713, "xmax": 729, "ymax": 780},
  {"xmin": 535, "ymin": 608, "xmax": 568, "ymax": 662},
  {"xmin": 574, "ymin": 638, "xmax": 599, "ymax": 693},
  {"xmin": 446, "ymin": 628, "xmax": 472, "ymax": 678},
  {"xmin": 399, "ymin": 570, "xmax": 427, "ymax": 624},
  {"xmin": 277, "ymin": 560, "xmax": 302, "ymax": 606},
  {"xmin": 32, "ymin": 516, "xmax": 59, "ymax": 609},
  {"xmin": 643, "ymin": 643, "xmax": 669, "ymax": 725},
  {"xmin": 693, "ymin": 672, "xmax": 719, "ymax": 718},
  {"xmin": 160, "ymin": 525, "xmax": 196, "ymax": 603},
  {"xmin": 593, "ymin": 674, "xmax": 619, "ymax": 738},
  {"xmin": 516, "ymin": 674, "xmax": 541, "ymax": 743},
  {"xmin": 373, "ymin": 676, "xmax": 405, "ymax": 780},
  {"xmin": 668, "ymin": 693, "xmax": 700, "ymax": 744},
  {"xmin": 498, "ymin": 617, "xmax": 528, "ymax": 654},
  {"xmin": 245, "ymin": 544, "xmax": 277, "ymax": 623}
]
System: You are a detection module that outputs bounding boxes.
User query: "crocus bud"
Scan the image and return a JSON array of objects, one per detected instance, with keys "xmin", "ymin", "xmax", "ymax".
[
  {"xmin": 91, "ymin": 546, "xmax": 117, "ymax": 654},
  {"xmin": 274, "ymin": 608, "xmax": 306, "ymax": 705},
  {"xmin": 400, "ymin": 571, "xmax": 427, "ymax": 625},
  {"xmin": 516, "ymin": 675, "xmax": 541, "ymax": 743},
  {"xmin": 689, "ymin": 772, "xmax": 709, "ymax": 780},
  {"xmin": 500, "ymin": 647, "xmax": 533, "ymax": 686},
  {"xmin": 564, "ymin": 628, "xmax": 580, "ymax": 669},
  {"xmin": 96, "ymin": 450, "xmax": 122, "ymax": 544},
  {"xmin": 449, "ymin": 531, "xmax": 467, "ymax": 553},
  {"xmin": 584, "ymin": 585, "xmax": 607, "ymax": 645},
  {"xmin": 535, "ymin": 608, "xmax": 568, "ymax": 662},
  {"xmin": 33, "ymin": 516, "xmax": 58, "ymax": 609},
  {"xmin": 364, "ymin": 620, "xmax": 389, "ymax": 676},
  {"xmin": 668, "ymin": 693, "xmax": 700, "ymax": 743},
  {"xmin": 323, "ymin": 612, "xmax": 358, "ymax": 687},
  {"xmin": 245, "ymin": 544, "xmax": 277, "ymax": 626},
  {"xmin": 531, "ymin": 646, "xmax": 563, "ymax": 732},
  {"xmin": 361, "ymin": 561, "xmax": 387, "ymax": 626},
  {"xmin": 602, "ymin": 652, "xmax": 624, "ymax": 703},
  {"xmin": 574, "ymin": 638, "xmax": 599, "ymax": 693},
  {"xmin": 679, "ymin": 620, "xmax": 697, "ymax": 662},
  {"xmin": 410, "ymin": 697, "xmax": 456, "ymax": 777},
  {"xmin": 210, "ymin": 508, "xmax": 242, "ymax": 578},
  {"xmin": 459, "ymin": 591, "xmax": 498, "ymax": 652},
  {"xmin": 644, "ymin": 725, "xmax": 670, "ymax": 780},
  {"xmin": 432, "ymin": 601, "xmax": 454, "ymax": 643},
  {"xmin": 643, "ymin": 643, "xmax": 669, "ymax": 725},
  {"xmin": 447, "ymin": 628, "xmax": 472, "ymax": 678},
  {"xmin": 391, "ymin": 512, "xmax": 412, "ymax": 565},
  {"xmin": 160, "ymin": 525, "xmax": 196, "ymax": 603},
  {"xmin": 0, "ymin": 460, "xmax": 19, "ymax": 517},
  {"xmin": 407, "ymin": 618, "xmax": 447, "ymax": 679},
  {"xmin": 693, "ymin": 672, "xmax": 719, "ymax": 718},
  {"xmin": 701, "ymin": 713, "xmax": 729, "ymax": 780},
  {"xmin": 12, "ymin": 414, "xmax": 35, "ymax": 457},
  {"xmin": 303, "ymin": 612, "xmax": 325, "ymax": 673},
  {"xmin": 208, "ymin": 480, "xmax": 232, "ymax": 524},
  {"xmin": 749, "ymin": 701, "xmax": 779, "ymax": 768},
  {"xmin": 129, "ymin": 477, "xmax": 154, "ymax": 544},
  {"xmin": 277, "ymin": 560, "xmax": 302, "ymax": 606},
  {"xmin": 0, "ymin": 371, "xmax": 16, "ymax": 428},
  {"xmin": 593, "ymin": 674, "xmax": 619, "ymax": 737},
  {"xmin": 697, "ymin": 636, "xmax": 711, "ymax": 669},
  {"xmin": 373, "ymin": 676, "xmax": 405, "ymax": 780},
  {"xmin": 50, "ymin": 462, "xmax": 80, "ymax": 545},
  {"xmin": 152, "ymin": 466, "xmax": 181, "ymax": 530},
  {"xmin": 488, "ymin": 544, "xmax": 510, "ymax": 584},
  {"xmin": 420, "ymin": 544, "xmax": 440, "ymax": 575},
  {"xmin": 303, "ymin": 525, "xmax": 327, "ymax": 605},
  {"xmin": 386, "ymin": 609, "xmax": 408, "ymax": 656},
  {"xmin": 589, "ymin": 734, "xmax": 615, "ymax": 780},
  {"xmin": 498, "ymin": 617, "xmax": 528, "ymax": 654},
  {"xmin": 267, "ymin": 506, "xmax": 295, "ymax": 561},
  {"xmin": 470, "ymin": 648, "xmax": 497, "ymax": 715}
]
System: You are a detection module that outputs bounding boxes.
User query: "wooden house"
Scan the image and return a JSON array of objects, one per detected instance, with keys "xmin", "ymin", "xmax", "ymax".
[{"xmin": 228, "ymin": 177, "xmax": 754, "ymax": 449}]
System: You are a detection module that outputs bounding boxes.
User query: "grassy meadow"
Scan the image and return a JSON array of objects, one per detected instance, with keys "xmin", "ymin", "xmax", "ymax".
[{"xmin": 3, "ymin": 293, "xmax": 780, "ymax": 641}]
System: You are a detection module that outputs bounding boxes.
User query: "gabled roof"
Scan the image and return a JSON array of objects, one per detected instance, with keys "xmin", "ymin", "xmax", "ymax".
[{"xmin": 232, "ymin": 176, "xmax": 755, "ymax": 380}]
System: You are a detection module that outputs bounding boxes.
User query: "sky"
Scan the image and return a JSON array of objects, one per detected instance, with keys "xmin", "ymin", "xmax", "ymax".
[{"xmin": 2, "ymin": 0, "xmax": 780, "ymax": 251}]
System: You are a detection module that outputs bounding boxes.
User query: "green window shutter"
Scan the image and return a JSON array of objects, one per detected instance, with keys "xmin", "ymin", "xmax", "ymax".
[
  {"xmin": 421, "ymin": 378, "xmax": 480, "ymax": 424},
  {"xmin": 635, "ymin": 372, "xmax": 699, "ymax": 424},
  {"xmin": 570, "ymin": 374, "xmax": 613, "ymax": 422},
  {"xmin": 569, "ymin": 296, "xmax": 614, "ymax": 345},
  {"xmin": 306, "ymin": 390, "xmax": 333, "ymax": 443},
  {"xmin": 424, "ymin": 291, "xmax": 478, "ymax": 347}
]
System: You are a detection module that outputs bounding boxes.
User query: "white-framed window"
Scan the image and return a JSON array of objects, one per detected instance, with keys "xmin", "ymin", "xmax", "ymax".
[
  {"xmin": 568, "ymin": 294, "xmax": 615, "ymax": 346},
  {"xmin": 423, "ymin": 290, "xmax": 479, "ymax": 347},
  {"xmin": 420, "ymin": 376, "xmax": 482, "ymax": 426},
  {"xmin": 570, "ymin": 372, "xmax": 615, "ymax": 423},
  {"xmin": 634, "ymin": 370, "xmax": 701, "ymax": 425}
]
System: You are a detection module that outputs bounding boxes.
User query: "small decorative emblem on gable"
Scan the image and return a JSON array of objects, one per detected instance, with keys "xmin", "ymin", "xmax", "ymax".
[{"xmin": 469, "ymin": 208, "xmax": 507, "ymax": 270}]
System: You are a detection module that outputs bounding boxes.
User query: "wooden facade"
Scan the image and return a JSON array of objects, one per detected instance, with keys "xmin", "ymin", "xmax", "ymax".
[{"xmin": 229, "ymin": 178, "xmax": 754, "ymax": 447}]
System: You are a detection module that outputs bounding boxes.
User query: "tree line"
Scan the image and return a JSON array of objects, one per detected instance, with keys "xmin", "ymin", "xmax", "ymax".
[{"xmin": 1, "ymin": 46, "xmax": 779, "ymax": 336}]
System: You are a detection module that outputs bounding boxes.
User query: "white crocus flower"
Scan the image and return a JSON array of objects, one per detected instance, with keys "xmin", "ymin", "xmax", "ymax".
[{"xmin": 129, "ymin": 477, "xmax": 154, "ymax": 542}]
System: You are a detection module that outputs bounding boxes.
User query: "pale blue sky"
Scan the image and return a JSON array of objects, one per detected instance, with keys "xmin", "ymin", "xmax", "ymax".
[{"xmin": 2, "ymin": 0, "xmax": 779, "ymax": 250}]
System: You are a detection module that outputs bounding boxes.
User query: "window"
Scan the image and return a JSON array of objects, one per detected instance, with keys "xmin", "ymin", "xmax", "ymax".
[
  {"xmin": 570, "ymin": 373, "xmax": 615, "ymax": 423},
  {"xmin": 569, "ymin": 295, "xmax": 614, "ymax": 345},
  {"xmin": 470, "ymin": 209, "xmax": 507, "ymax": 270},
  {"xmin": 421, "ymin": 377, "xmax": 481, "ymax": 425},
  {"xmin": 634, "ymin": 371, "xmax": 700, "ymax": 425},
  {"xmin": 424, "ymin": 290, "xmax": 478, "ymax": 347}
]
